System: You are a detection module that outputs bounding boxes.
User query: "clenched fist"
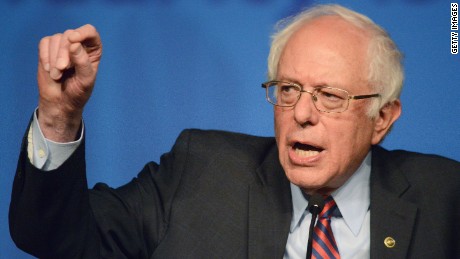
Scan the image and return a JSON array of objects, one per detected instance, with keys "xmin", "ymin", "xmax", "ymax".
[{"xmin": 37, "ymin": 24, "xmax": 102, "ymax": 142}]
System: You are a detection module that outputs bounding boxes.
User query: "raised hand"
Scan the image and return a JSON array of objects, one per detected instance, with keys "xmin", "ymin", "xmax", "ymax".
[{"xmin": 37, "ymin": 24, "xmax": 102, "ymax": 142}]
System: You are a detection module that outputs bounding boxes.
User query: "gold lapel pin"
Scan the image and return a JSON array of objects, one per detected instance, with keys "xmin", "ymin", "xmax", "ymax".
[{"xmin": 384, "ymin": 237, "xmax": 396, "ymax": 248}]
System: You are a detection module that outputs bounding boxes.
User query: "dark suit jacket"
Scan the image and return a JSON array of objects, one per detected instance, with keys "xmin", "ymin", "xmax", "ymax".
[{"xmin": 10, "ymin": 129, "xmax": 460, "ymax": 258}]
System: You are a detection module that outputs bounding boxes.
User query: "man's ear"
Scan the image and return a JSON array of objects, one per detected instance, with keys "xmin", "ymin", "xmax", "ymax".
[{"xmin": 371, "ymin": 99, "xmax": 402, "ymax": 145}]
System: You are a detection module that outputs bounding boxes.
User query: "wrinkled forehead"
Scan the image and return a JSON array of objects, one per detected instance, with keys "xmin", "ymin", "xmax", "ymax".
[{"xmin": 277, "ymin": 16, "xmax": 372, "ymax": 90}]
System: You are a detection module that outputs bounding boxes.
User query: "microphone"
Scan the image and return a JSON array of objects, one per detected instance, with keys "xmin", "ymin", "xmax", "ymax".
[{"xmin": 306, "ymin": 194, "xmax": 325, "ymax": 259}]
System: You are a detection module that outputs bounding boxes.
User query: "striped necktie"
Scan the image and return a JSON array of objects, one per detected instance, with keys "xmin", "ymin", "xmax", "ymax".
[{"xmin": 311, "ymin": 196, "xmax": 341, "ymax": 259}]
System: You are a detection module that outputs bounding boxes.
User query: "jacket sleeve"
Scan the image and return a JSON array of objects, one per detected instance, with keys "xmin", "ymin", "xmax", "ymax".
[{"xmin": 9, "ymin": 122, "xmax": 192, "ymax": 258}]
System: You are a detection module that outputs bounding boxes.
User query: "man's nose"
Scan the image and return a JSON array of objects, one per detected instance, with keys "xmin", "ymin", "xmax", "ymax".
[{"xmin": 293, "ymin": 92, "xmax": 320, "ymax": 127}]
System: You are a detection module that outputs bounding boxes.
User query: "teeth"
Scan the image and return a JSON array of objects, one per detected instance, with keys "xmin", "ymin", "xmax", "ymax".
[{"xmin": 295, "ymin": 148, "xmax": 320, "ymax": 157}]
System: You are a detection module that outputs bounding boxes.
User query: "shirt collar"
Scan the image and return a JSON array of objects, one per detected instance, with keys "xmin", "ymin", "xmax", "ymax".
[{"xmin": 289, "ymin": 152, "xmax": 371, "ymax": 236}]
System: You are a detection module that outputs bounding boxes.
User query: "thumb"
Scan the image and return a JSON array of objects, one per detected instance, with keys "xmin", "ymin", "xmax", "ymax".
[{"xmin": 69, "ymin": 42, "xmax": 93, "ymax": 78}]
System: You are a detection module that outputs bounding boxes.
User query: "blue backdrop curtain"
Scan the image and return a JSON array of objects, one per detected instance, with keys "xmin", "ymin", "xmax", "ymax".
[{"xmin": 1, "ymin": 0, "xmax": 459, "ymax": 257}]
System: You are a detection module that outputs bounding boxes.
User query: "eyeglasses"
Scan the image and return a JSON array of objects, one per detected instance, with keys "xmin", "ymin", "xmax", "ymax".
[{"xmin": 261, "ymin": 80, "xmax": 381, "ymax": 113}]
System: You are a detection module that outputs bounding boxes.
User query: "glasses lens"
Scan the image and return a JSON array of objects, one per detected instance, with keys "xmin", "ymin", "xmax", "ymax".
[
  {"xmin": 315, "ymin": 87, "xmax": 349, "ymax": 112},
  {"xmin": 267, "ymin": 82, "xmax": 300, "ymax": 106}
]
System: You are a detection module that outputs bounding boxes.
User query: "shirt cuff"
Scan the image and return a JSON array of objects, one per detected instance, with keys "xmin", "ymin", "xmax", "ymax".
[{"xmin": 28, "ymin": 108, "xmax": 84, "ymax": 171}]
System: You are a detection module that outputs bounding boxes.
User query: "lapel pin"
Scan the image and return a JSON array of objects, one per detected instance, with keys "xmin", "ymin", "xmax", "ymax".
[{"xmin": 384, "ymin": 237, "xmax": 396, "ymax": 248}]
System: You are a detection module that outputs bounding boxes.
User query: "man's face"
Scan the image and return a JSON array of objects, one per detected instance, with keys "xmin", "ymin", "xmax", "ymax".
[{"xmin": 274, "ymin": 16, "xmax": 388, "ymax": 194}]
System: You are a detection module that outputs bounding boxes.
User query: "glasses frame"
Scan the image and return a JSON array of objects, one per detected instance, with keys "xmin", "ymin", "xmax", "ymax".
[{"xmin": 261, "ymin": 80, "xmax": 381, "ymax": 113}]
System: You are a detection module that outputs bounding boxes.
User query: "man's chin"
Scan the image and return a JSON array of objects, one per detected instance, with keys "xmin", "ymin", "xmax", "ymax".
[{"xmin": 285, "ymin": 168, "xmax": 328, "ymax": 189}]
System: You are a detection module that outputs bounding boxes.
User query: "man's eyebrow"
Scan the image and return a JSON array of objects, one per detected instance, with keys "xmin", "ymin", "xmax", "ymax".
[
  {"xmin": 278, "ymin": 78, "xmax": 337, "ymax": 89},
  {"xmin": 276, "ymin": 77, "xmax": 303, "ymax": 85}
]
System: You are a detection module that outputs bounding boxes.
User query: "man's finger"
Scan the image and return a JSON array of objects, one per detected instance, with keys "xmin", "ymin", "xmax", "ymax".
[
  {"xmin": 55, "ymin": 30, "xmax": 75, "ymax": 71},
  {"xmin": 49, "ymin": 33, "xmax": 64, "ymax": 80},
  {"xmin": 38, "ymin": 36, "xmax": 50, "ymax": 72},
  {"xmin": 68, "ymin": 24, "xmax": 101, "ymax": 49},
  {"xmin": 69, "ymin": 42, "xmax": 92, "ymax": 78}
]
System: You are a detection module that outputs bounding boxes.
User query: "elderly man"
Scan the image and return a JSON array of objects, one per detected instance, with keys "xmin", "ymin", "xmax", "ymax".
[{"xmin": 10, "ymin": 4, "xmax": 460, "ymax": 259}]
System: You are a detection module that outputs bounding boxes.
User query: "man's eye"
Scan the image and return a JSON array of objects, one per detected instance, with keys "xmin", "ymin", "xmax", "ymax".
[
  {"xmin": 323, "ymin": 92, "xmax": 340, "ymax": 99},
  {"xmin": 319, "ymin": 89, "xmax": 345, "ymax": 101},
  {"xmin": 280, "ymin": 85, "xmax": 298, "ymax": 93}
]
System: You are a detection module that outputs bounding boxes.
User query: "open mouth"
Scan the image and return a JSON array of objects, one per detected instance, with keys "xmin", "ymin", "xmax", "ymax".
[{"xmin": 293, "ymin": 142, "xmax": 324, "ymax": 158}]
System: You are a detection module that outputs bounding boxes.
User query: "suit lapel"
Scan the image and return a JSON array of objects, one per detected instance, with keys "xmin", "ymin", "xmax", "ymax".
[
  {"xmin": 246, "ymin": 145, "xmax": 420, "ymax": 258},
  {"xmin": 248, "ymin": 145, "xmax": 292, "ymax": 258},
  {"xmin": 370, "ymin": 146, "xmax": 418, "ymax": 258}
]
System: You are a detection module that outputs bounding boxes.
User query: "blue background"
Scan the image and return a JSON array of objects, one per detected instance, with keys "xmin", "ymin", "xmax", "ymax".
[{"xmin": 1, "ymin": 0, "xmax": 459, "ymax": 258}]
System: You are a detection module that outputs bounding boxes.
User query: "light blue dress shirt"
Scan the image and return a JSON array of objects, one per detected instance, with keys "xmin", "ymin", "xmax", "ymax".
[
  {"xmin": 284, "ymin": 153, "xmax": 371, "ymax": 259},
  {"xmin": 28, "ymin": 109, "xmax": 81, "ymax": 171}
]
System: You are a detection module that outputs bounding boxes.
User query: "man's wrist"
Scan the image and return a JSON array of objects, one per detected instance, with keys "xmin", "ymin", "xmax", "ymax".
[
  {"xmin": 30, "ymin": 108, "xmax": 84, "ymax": 171},
  {"xmin": 37, "ymin": 104, "xmax": 83, "ymax": 143}
]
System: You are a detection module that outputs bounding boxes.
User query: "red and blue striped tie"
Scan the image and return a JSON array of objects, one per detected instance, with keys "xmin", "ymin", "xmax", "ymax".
[{"xmin": 311, "ymin": 196, "xmax": 340, "ymax": 259}]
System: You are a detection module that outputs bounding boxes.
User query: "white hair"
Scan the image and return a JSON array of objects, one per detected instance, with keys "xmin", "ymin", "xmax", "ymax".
[{"xmin": 267, "ymin": 4, "xmax": 404, "ymax": 117}]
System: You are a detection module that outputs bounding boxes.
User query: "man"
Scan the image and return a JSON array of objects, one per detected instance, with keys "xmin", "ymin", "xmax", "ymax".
[{"xmin": 9, "ymin": 4, "xmax": 460, "ymax": 259}]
